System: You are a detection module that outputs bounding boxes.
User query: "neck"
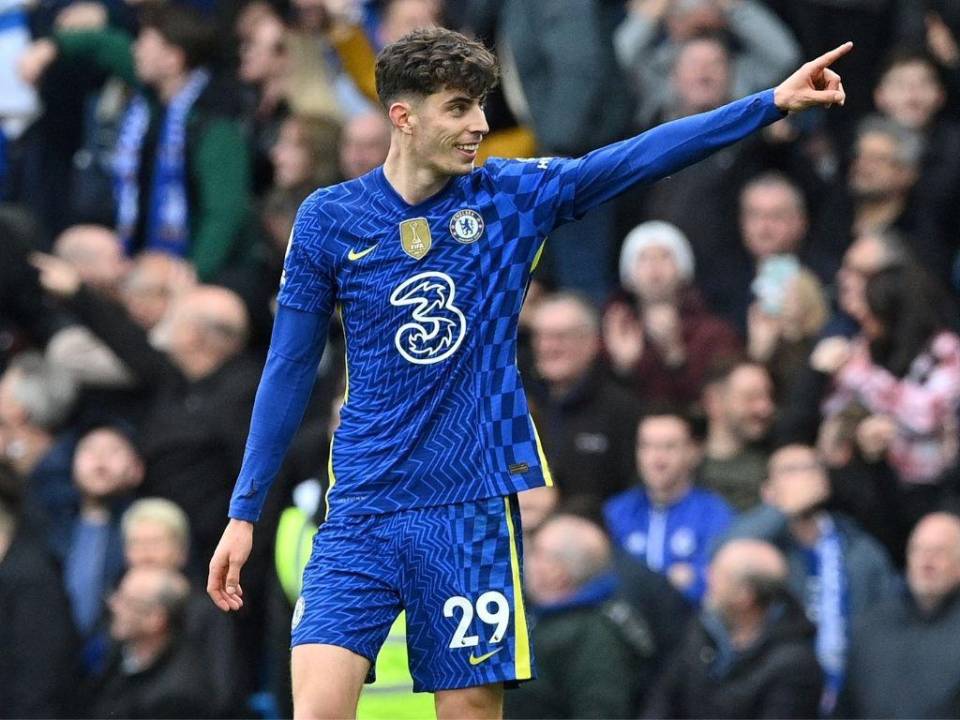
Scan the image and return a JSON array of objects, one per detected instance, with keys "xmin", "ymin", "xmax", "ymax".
[
  {"xmin": 729, "ymin": 607, "xmax": 766, "ymax": 650},
  {"xmin": 789, "ymin": 514, "xmax": 822, "ymax": 546},
  {"xmin": 157, "ymin": 71, "xmax": 190, "ymax": 104},
  {"xmin": 127, "ymin": 634, "xmax": 170, "ymax": 671},
  {"xmin": 382, "ymin": 144, "xmax": 451, "ymax": 205},
  {"xmin": 80, "ymin": 498, "xmax": 111, "ymax": 523},
  {"xmin": 705, "ymin": 422, "xmax": 743, "ymax": 460},
  {"xmin": 648, "ymin": 479, "xmax": 690, "ymax": 506},
  {"xmin": 853, "ymin": 195, "xmax": 906, "ymax": 236}
]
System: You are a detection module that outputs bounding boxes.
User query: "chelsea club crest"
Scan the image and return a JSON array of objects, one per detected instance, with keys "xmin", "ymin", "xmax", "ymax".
[{"xmin": 449, "ymin": 209, "xmax": 484, "ymax": 244}]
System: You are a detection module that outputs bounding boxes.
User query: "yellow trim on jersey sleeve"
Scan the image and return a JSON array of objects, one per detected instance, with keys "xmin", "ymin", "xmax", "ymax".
[
  {"xmin": 504, "ymin": 496, "xmax": 532, "ymax": 680},
  {"xmin": 531, "ymin": 240, "xmax": 547, "ymax": 272},
  {"xmin": 528, "ymin": 414, "xmax": 554, "ymax": 487}
]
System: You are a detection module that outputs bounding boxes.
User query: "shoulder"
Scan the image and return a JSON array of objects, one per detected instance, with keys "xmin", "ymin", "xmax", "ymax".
[
  {"xmin": 686, "ymin": 488, "xmax": 733, "ymax": 516},
  {"xmin": 604, "ymin": 487, "xmax": 645, "ymax": 518}
]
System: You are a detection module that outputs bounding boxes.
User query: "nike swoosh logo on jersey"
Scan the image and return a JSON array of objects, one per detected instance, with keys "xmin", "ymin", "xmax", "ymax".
[
  {"xmin": 468, "ymin": 647, "xmax": 504, "ymax": 666},
  {"xmin": 347, "ymin": 243, "xmax": 379, "ymax": 261}
]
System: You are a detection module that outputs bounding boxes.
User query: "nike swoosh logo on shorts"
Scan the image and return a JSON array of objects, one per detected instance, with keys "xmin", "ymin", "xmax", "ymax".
[
  {"xmin": 347, "ymin": 243, "xmax": 379, "ymax": 261},
  {"xmin": 468, "ymin": 647, "xmax": 504, "ymax": 666}
]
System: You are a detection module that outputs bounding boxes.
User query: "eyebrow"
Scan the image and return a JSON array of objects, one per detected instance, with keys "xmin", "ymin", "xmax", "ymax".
[{"xmin": 445, "ymin": 95, "xmax": 473, "ymax": 107}]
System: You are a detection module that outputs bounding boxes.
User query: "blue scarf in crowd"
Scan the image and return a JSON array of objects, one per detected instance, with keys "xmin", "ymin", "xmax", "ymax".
[
  {"xmin": 807, "ymin": 515, "xmax": 848, "ymax": 717},
  {"xmin": 113, "ymin": 69, "xmax": 210, "ymax": 256}
]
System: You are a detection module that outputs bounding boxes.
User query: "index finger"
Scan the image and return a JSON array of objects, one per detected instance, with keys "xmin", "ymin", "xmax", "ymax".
[{"xmin": 811, "ymin": 41, "xmax": 853, "ymax": 70}]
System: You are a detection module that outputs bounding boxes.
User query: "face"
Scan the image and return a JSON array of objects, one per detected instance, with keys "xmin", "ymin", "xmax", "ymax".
[
  {"xmin": 849, "ymin": 132, "xmax": 917, "ymax": 201},
  {"xmin": 108, "ymin": 570, "xmax": 162, "ymax": 642},
  {"xmin": 838, "ymin": 236, "xmax": 884, "ymax": 321},
  {"xmin": 239, "ymin": 18, "xmax": 285, "ymax": 84},
  {"xmin": 134, "ymin": 27, "xmax": 182, "ymax": 86},
  {"xmin": 55, "ymin": 227, "xmax": 129, "ymax": 294},
  {"xmin": 339, "ymin": 114, "xmax": 391, "ymax": 180},
  {"xmin": 637, "ymin": 416, "xmax": 697, "ymax": 498},
  {"xmin": 0, "ymin": 369, "xmax": 26, "ymax": 464},
  {"xmin": 672, "ymin": 39, "xmax": 730, "ymax": 113},
  {"xmin": 875, "ymin": 61, "xmax": 945, "ymax": 131},
  {"xmin": 517, "ymin": 486, "xmax": 558, "ymax": 536},
  {"xmin": 705, "ymin": 547, "xmax": 740, "ymax": 616},
  {"xmin": 721, "ymin": 366, "xmax": 775, "ymax": 443},
  {"xmin": 380, "ymin": 0, "xmax": 439, "ymax": 45},
  {"xmin": 125, "ymin": 519, "xmax": 186, "ymax": 570},
  {"xmin": 532, "ymin": 300, "xmax": 599, "ymax": 387},
  {"xmin": 403, "ymin": 88, "xmax": 489, "ymax": 177},
  {"xmin": 632, "ymin": 245, "xmax": 682, "ymax": 303},
  {"xmin": 73, "ymin": 429, "xmax": 143, "ymax": 500},
  {"xmin": 271, "ymin": 120, "xmax": 316, "ymax": 189},
  {"xmin": 123, "ymin": 257, "xmax": 178, "ymax": 331},
  {"xmin": 765, "ymin": 445, "xmax": 829, "ymax": 508},
  {"xmin": 740, "ymin": 183, "xmax": 807, "ymax": 260},
  {"xmin": 525, "ymin": 522, "xmax": 569, "ymax": 604},
  {"xmin": 907, "ymin": 515, "xmax": 960, "ymax": 605}
]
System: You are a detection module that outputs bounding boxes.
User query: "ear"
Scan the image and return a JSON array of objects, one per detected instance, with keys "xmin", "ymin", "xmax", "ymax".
[{"xmin": 388, "ymin": 100, "xmax": 415, "ymax": 136}]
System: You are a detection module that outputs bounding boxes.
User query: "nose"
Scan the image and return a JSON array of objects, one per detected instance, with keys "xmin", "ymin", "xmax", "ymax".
[{"xmin": 467, "ymin": 105, "xmax": 489, "ymax": 137}]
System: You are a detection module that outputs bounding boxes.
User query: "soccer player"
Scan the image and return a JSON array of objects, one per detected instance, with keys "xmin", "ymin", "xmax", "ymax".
[{"xmin": 208, "ymin": 28, "xmax": 851, "ymax": 719}]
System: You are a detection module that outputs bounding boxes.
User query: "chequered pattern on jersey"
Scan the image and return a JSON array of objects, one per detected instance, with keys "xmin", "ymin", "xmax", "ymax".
[
  {"xmin": 278, "ymin": 162, "xmax": 580, "ymax": 517},
  {"xmin": 292, "ymin": 496, "xmax": 533, "ymax": 692}
]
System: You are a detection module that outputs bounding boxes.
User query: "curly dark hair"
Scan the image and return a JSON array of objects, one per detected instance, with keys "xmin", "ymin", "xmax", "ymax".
[{"xmin": 374, "ymin": 27, "xmax": 499, "ymax": 109}]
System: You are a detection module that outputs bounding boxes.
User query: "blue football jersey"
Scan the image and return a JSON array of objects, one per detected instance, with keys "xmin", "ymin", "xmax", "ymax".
[
  {"xmin": 278, "ymin": 160, "xmax": 570, "ymax": 516},
  {"xmin": 228, "ymin": 89, "xmax": 785, "ymax": 521}
]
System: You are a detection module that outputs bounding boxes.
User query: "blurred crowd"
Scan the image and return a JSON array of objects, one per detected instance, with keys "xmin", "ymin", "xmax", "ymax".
[{"xmin": 2, "ymin": 0, "xmax": 960, "ymax": 718}]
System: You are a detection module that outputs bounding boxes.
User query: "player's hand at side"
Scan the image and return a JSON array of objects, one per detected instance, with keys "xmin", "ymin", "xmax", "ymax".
[
  {"xmin": 207, "ymin": 519, "xmax": 254, "ymax": 612},
  {"xmin": 774, "ymin": 41, "xmax": 852, "ymax": 113}
]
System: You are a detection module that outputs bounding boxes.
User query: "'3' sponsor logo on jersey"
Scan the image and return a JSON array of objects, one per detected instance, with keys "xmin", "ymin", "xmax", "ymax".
[{"xmin": 389, "ymin": 271, "xmax": 466, "ymax": 365}]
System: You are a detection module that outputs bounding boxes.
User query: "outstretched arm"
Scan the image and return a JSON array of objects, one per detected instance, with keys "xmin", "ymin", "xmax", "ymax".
[{"xmin": 557, "ymin": 42, "xmax": 851, "ymax": 221}]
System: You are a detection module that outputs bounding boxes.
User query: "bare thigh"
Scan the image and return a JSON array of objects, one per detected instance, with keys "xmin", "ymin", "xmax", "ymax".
[
  {"xmin": 434, "ymin": 682, "xmax": 504, "ymax": 720},
  {"xmin": 291, "ymin": 643, "xmax": 371, "ymax": 720}
]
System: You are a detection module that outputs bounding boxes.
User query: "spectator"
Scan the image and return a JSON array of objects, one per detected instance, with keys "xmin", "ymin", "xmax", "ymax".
[
  {"xmin": 52, "ymin": 224, "xmax": 130, "ymax": 301},
  {"xmin": 60, "ymin": 425, "xmax": 144, "ymax": 646},
  {"xmin": 872, "ymin": 47, "xmax": 960, "ymax": 284},
  {"xmin": 20, "ymin": 3, "xmax": 252, "ymax": 281},
  {"xmin": 529, "ymin": 292, "xmax": 642, "ymax": 505},
  {"xmin": 643, "ymin": 538, "xmax": 823, "ymax": 719},
  {"xmin": 33, "ymin": 253, "xmax": 259, "ymax": 572},
  {"xmin": 270, "ymin": 114, "xmax": 341, "ymax": 193},
  {"xmin": 615, "ymin": 0, "xmax": 800, "ymax": 129},
  {"xmin": 237, "ymin": 9, "xmax": 291, "ymax": 194},
  {"xmin": 338, "ymin": 110, "xmax": 391, "ymax": 181},
  {"xmin": 86, "ymin": 566, "xmax": 212, "ymax": 719},
  {"xmin": 840, "ymin": 512, "xmax": 960, "ymax": 718},
  {"xmin": 746, "ymin": 266, "xmax": 829, "ymax": 398},
  {"xmin": 604, "ymin": 221, "xmax": 741, "ymax": 406},
  {"xmin": 506, "ymin": 513, "xmax": 655, "ymax": 718},
  {"xmin": 699, "ymin": 360, "xmax": 775, "ymax": 512},
  {"xmin": 604, "ymin": 409, "xmax": 734, "ymax": 603},
  {"xmin": 725, "ymin": 444, "xmax": 898, "ymax": 713},
  {"xmin": 821, "ymin": 264, "xmax": 960, "ymax": 487},
  {"xmin": 44, "ymin": 225, "xmax": 138, "ymax": 396},
  {"xmin": 813, "ymin": 115, "xmax": 953, "ymax": 284},
  {"xmin": 0, "ymin": 461, "xmax": 78, "ymax": 719},
  {"xmin": 0, "ymin": 351, "xmax": 78, "ymax": 522},
  {"xmin": 122, "ymin": 252, "xmax": 197, "ymax": 334},
  {"xmin": 121, "ymin": 498, "xmax": 243, "ymax": 718},
  {"xmin": 774, "ymin": 229, "xmax": 910, "ymax": 445}
]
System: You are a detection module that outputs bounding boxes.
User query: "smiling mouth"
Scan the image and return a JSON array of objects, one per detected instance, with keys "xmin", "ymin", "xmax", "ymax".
[{"xmin": 455, "ymin": 143, "xmax": 479, "ymax": 156}]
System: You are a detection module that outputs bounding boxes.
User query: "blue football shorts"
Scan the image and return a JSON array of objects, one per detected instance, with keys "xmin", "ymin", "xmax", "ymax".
[{"xmin": 290, "ymin": 494, "xmax": 535, "ymax": 692}]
